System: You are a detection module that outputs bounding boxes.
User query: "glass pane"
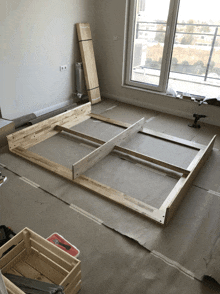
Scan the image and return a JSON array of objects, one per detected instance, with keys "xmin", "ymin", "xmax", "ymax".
[
  {"xmin": 131, "ymin": 0, "xmax": 170, "ymax": 87},
  {"xmin": 168, "ymin": 0, "xmax": 220, "ymax": 97}
]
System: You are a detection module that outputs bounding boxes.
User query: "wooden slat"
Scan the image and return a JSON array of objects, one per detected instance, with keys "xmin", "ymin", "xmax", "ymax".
[
  {"xmin": 72, "ymin": 117, "xmax": 145, "ymax": 178},
  {"xmin": 28, "ymin": 247, "xmax": 69, "ymax": 276},
  {"xmin": 88, "ymin": 88, "xmax": 101, "ymax": 104},
  {"xmin": 64, "ymin": 271, "xmax": 81, "ymax": 294},
  {"xmin": 76, "ymin": 23, "xmax": 92, "ymax": 41},
  {"xmin": 56, "ymin": 125, "xmax": 190, "ymax": 176},
  {"xmin": 162, "ymin": 135, "xmax": 216, "ymax": 225},
  {"xmin": 6, "ymin": 268, "xmax": 22, "ymax": 277},
  {"xmin": 30, "ymin": 238, "xmax": 73, "ymax": 272},
  {"xmin": 24, "ymin": 249, "xmax": 65, "ymax": 285},
  {"xmin": 13, "ymin": 261, "xmax": 52, "ymax": 283},
  {"xmin": 60, "ymin": 262, "xmax": 81, "ymax": 288},
  {"xmin": 90, "ymin": 113, "xmax": 205, "ymax": 150},
  {"xmin": 12, "ymin": 147, "xmax": 72, "ymax": 180},
  {"xmin": 7, "ymin": 103, "xmax": 91, "ymax": 150},
  {"xmin": 0, "ymin": 241, "xmax": 25, "ymax": 269},
  {"xmin": 66, "ymin": 280, "xmax": 82, "ymax": 294},
  {"xmin": 27, "ymin": 228, "xmax": 78, "ymax": 266},
  {"xmin": 10, "ymin": 147, "xmax": 164, "ymax": 223},
  {"xmin": 76, "ymin": 23, "xmax": 101, "ymax": 104},
  {"xmin": 0, "ymin": 231, "xmax": 24, "ymax": 259},
  {"xmin": 2, "ymin": 250, "xmax": 27, "ymax": 274}
]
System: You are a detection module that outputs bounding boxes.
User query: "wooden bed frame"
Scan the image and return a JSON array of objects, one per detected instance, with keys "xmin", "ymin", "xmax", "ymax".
[{"xmin": 7, "ymin": 102, "xmax": 216, "ymax": 225}]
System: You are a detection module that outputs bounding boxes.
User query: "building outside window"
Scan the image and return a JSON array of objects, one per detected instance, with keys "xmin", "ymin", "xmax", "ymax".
[{"xmin": 123, "ymin": 0, "xmax": 220, "ymax": 99}]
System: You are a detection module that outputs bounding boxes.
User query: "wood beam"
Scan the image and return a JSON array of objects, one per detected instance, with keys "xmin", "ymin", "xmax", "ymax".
[
  {"xmin": 56, "ymin": 125, "xmax": 190, "ymax": 176},
  {"xmin": 161, "ymin": 135, "xmax": 216, "ymax": 224},
  {"xmin": 72, "ymin": 118, "xmax": 145, "ymax": 179},
  {"xmin": 90, "ymin": 113, "xmax": 205, "ymax": 150},
  {"xmin": 11, "ymin": 146, "xmax": 164, "ymax": 224}
]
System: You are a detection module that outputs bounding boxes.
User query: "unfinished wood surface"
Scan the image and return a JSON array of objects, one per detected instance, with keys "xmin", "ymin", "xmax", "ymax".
[
  {"xmin": 0, "ymin": 233, "xmax": 23, "ymax": 259},
  {"xmin": 64, "ymin": 272, "xmax": 81, "ymax": 294},
  {"xmin": 13, "ymin": 261, "xmax": 52, "ymax": 283},
  {"xmin": 10, "ymin": 146, "xmax": 164, "ymax": 223},
  {"xmin": 60, "ymin": 262, "xmax": 81, "ymax": 288},
  {"xmin": 72, "ymin": 117, "xmax": 145, "ymax": 179},
  {"xmin": 0, "ymin": 241, "xmax": 25, "ymax": 270},
  {"xmin": 57, "ymin": 125, "xmax": 190, "ymax": 176},
  {"xmin": 7, "ymin": 107, "xmax": 216, "ymax": 225},
  {"xmin": 28, "ymin": 228, "xmax": 78, "ymax": 268},
  {"xmin": 30, "ymin": 239, "xmax": 73, "ymax": 272},
  {"xmin": 76, "ymin": 23, "xmax": 92, "ymax": 41},
  {"xmin": 7, "ymin": 102, "xmax": 91, "ymax": 150},
  {"xmin": 162, "ymin": 135, "xmax": 216, "ymax": 225},
  {"xmin": 88, "ymin": 87, "xmax": 101, "ymax": 104},
  {"xmin": 2, "ymin": 250, "xmax": 27, "ymax": 274},
  {"xmin": 24, "ymin": 250, "xmax": 65, "ymax": 284},
  {"xmin": 90, "ymin": 113, "xmax": 205, "ymax": 150},
  {"xmin": 76, "ymin": 23, "xmax": 101, "ymax": 104}
]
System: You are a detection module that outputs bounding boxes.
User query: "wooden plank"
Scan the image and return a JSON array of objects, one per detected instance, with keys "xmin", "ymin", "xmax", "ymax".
[
  {"xmin": 2, "ymin": 250, "xmax": 27, "ymax": 274},
  {"xmin": 76, "ymin": 23, "xmax": 101, "ymax": 104},
  {"xmin": 90, "ymin": 113, "xmax": 205, "ymax": 150},
  {"xmin": 24, "ymin": 249, "xmax": 65, "ymax": 285},
  {"xmin": 12, "ymin": 147, "xmax": 73, "ymax": 180},
  {"xmin": 57, "ymin": 125, "xmax": 190, "ymax": 176},
  {"xmin": 6, "ymin": 268, "xmax": 22, "ymax": 277},
  {"xmin": 10, "ymin": 147, "xmax": 164, "ymax": 223},
  {"xmin": 13, "ymin": 261, "xmax": 52, "ymax": 283},
  {"xmin": 76, "ymin": 23, "xmax": 92, "ymax": 41},
  {"xmin": 72, "ymin": 117, "xmax": 145, "ymax": 179},
  {"xmin": 0, "ymin": 231, "xmax": 23, "ymax": 259},
  {"xmin": 30, "ymin": 238, "xmax": 73, "ymax": 272},
  {"xmin": 78, "ymin": 40, "xmax": 99, "ymax": 90},
  {"xmin": 0, "ymin": 241, "xmax": 25, "ymax": 269},
  {"xmin": 60, "ymin": 262, "xmax": 81, "ymax": 288},
  {"xmin": 7, "ymin": 102, "xmax": 91, "ymax": 150},
  {"xmin": 27, "ymin": 228, "xmax": 78, "ymax": 266},
  {"xmin": 88, "ymin": 87, "xmax": 101, "ymax": 104},
  {"xmin": 162, "ymin": 135, "xmax": 216, "ymax": 225},
  {"xmin": 66, "ymin": 280, "xmax": 82, "ymax": 294},
  {"xmin": 64, "ymin": 271, "xmax": 81, "ymax": 294},
  {"xmin": 30, "ymin": 248, "xmax": 69, "ymax": 276}
]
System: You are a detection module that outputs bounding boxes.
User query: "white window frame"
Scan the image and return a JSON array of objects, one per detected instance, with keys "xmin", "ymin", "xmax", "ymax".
[{"xmin": 123, "ymin": 0, "xmax": 180, "ymax": 93}]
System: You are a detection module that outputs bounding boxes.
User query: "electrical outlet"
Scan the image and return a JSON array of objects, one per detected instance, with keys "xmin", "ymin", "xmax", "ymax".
[{"xmin": 60, "ymin": 65, "xmax": 67, "ymax": 71}]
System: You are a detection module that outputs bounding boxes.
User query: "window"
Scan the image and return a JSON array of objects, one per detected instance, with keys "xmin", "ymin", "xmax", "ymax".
[{"xmin": 124, "ymin": 0, "xmax": 220, "ymax": 98}]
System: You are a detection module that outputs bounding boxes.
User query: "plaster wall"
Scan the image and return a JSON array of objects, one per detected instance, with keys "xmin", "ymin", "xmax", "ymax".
[{"xmin": 0, "ymin": 0, "xmax": 96, "ymax": 119}]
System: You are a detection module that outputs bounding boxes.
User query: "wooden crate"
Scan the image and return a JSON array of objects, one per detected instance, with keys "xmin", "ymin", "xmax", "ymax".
[{"xmin": 0, "ymin": 228, "xmax": 81, "ymax": 294}]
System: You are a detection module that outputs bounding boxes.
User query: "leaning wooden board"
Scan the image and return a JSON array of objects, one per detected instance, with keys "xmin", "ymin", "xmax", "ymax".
[
  {"xmin": 76, "ymin": 23, "xmax": 101, "ymax": 104},
  {"xmin": 0, "ymin": 228, "xmax": 81, "ymax": 294}
]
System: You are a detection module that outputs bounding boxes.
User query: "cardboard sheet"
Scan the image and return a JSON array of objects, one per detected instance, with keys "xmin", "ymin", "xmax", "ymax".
[
  {"xmin": 1, "ymin": 131, "xmax": 220, "ymax": 282},
  {"xmin": 203, "ymin": 236, "xmax": 220, "ymax": 285},
  {"xmin": 0, "ymin": 168, "xmax": 215, "ymax": 294}
]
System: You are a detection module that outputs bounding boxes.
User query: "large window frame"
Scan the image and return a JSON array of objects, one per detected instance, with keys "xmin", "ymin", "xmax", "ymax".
[{"xmin": 123, "ymin": 0, "xmax": 180, "ymax": 93}]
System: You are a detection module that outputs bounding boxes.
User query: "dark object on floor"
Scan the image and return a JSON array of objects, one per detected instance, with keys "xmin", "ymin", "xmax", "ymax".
[
  {"xmin": 0, "ymin": 226, "xmax": 16, "ymax": 248},
  {"xmin": 188, "ymin": 114, "xmax": 207, "ymax": 128},
  {"xmin": 200, "ymin": 97, "xmax": 220, "ymax": 107},
  {"xmin": 4, "ymin": 274, "xmax": 65, "ymax": 294},
  {"xmin": 202, "ymin": 276, "xmax": 220, "ymax": 292}
]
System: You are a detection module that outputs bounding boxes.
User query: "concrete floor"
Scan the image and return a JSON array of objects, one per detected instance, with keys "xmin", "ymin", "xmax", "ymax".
[{"xmin": 1, "ymin": 98, "xmax": 220, "ymax": 293}]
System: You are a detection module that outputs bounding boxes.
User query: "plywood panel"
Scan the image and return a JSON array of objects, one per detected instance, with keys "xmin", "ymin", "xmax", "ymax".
[{"xmin": 76, "ymin": 23, "xmax": 101, "ymax": 104}]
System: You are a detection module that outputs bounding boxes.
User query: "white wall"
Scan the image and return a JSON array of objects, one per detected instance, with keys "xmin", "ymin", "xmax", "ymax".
[
  {"xmin": 93, "ymin": 0, "xmax": 220, "ymax": 127},
  {"xmin": 0, "ymin": 0, "xmax": 96, "ymax": 119}
]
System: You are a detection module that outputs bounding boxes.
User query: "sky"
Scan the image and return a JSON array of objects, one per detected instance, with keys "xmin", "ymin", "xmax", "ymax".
[{"xmin": 140, "ymin": 0, "xmax": 220, "ymax": 23}]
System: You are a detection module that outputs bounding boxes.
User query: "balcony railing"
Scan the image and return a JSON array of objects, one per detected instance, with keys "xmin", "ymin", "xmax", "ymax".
[{"xmin": 135, "ymin": 21, "xmax": 220, "ymax": 82}]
